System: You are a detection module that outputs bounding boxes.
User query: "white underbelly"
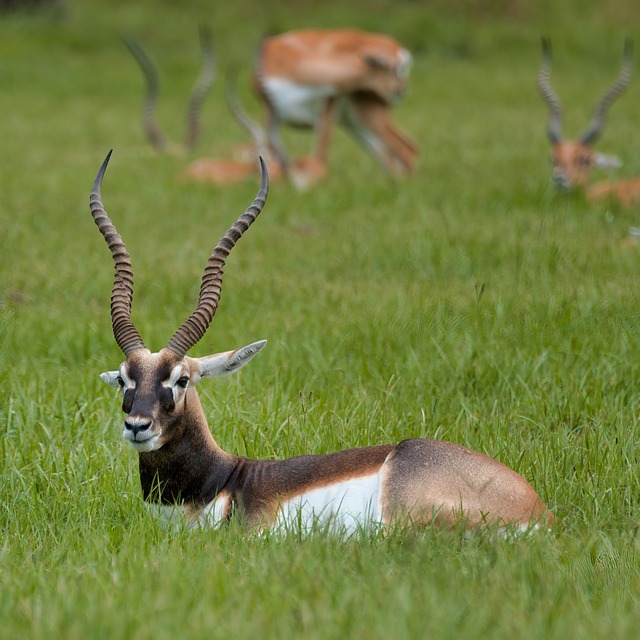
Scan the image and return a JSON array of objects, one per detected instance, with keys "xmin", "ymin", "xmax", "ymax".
[
  {"xmin": 274, "ymin": 471, "xmax": 383, "ymax": 535},
  {"xmin": 263, "ymin": 77, "xmax": 336, "ymax": 126}
]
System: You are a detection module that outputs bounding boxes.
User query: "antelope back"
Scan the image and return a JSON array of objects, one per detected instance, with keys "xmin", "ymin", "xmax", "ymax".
[{"xmin": 261, "ymin": 29, "xmax": 412, "ymax": 104}]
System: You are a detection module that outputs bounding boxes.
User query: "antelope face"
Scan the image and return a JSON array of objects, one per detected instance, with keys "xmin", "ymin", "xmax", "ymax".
[
  {"xmin": 361, "ymin": 48, "xmax": 412, "ymax": 105},
  {"xmin": 538, "ymin": 39, "xmax": 632, "ymax": 192},
  {"xmin": 89, "ymin": 150, "xmax": 269, "ymax": 454},
  {"xmin": 551, "ymin": 141, "xmax": 622, "ymax": 191},
  {"xmin": 101, "ymin": 349, "xmax": 190, "ymax": 452},
  {"xmin": 100, "ymin": 343, "xmax": 266, "ymax": 452}
]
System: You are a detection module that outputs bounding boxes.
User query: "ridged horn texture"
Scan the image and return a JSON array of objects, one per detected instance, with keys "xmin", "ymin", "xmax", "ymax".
[
  {"xmin": 184, "ymin": 26, "xmax": 216, "ymax": 153},
  {"xmin": 166, "ymin": 158, "xmax": 269, "ymax": 357},
  {"xmin": 123, "ymin": 27, "xmax": 215, "ymax": 154},
  {"xmin": 122, "ymin": 35, "xmax": 168, "ymax": 152},
  {"xmin": 89, "ymin": 151, "xmax": 146, "ymax": 356},
  {"xmin": 537, "ymin": 37, "xmax": 563, "ymax": 144},
  {"xmin": 580, "ymin": 38, "xmax": 633, "ymax": 145}
]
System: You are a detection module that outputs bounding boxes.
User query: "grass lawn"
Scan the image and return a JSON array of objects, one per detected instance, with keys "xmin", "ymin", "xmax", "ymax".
[{"xmin": 2, "ymin": 0, "xmax": 640, "ymax": 637}]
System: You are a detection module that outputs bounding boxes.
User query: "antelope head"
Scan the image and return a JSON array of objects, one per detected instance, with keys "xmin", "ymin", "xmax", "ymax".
[
  {"xmin": 358, "ymin": 41, "xmax": 412, "ymax": 106},
  {"xmin": 537, "ymin": 38, "xmax": 632, "ymax": 191},
  {"xmin": 90, "ymin": 151, "xmax": 268, "ymax": 453}
]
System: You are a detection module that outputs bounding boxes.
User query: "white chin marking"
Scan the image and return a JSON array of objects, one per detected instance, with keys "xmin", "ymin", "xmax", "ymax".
[{"xmin": 127, "ymin": 436, "xmax": 162, "ymax": 453}]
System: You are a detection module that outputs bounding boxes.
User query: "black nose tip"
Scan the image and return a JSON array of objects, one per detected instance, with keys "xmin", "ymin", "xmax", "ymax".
[{"xmin": 124, "ymin": 419, "xmax": 152, "ymax": 437}]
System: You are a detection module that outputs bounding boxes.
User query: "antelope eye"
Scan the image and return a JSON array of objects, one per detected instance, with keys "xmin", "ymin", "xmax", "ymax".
[
  {"xmin": 176, "ymin": 376, "xmax": 189, "ymax": 389},
  {"xmin": 116, "ymin": 376, "xmax": 125, "ymax": 388}
]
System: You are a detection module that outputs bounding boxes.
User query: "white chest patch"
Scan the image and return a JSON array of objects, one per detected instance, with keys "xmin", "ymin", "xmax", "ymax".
[
  {"xmin": 263, "ymin": 78, "xmax": 336, "ymax": 126},
  {"xmin": 274, "ymin": 472, "xmax": 383, "ymax": 535},
  {"xmin": 145, "ymin": 503, "xmax": 185, "ymax": 528},
  {"xmin": 145, "ymin": 494, "xmax": 230, "ymax": 530},
  {"xmin": 197, "ymin": 493, "xmax": 231, "ymax": 528}
]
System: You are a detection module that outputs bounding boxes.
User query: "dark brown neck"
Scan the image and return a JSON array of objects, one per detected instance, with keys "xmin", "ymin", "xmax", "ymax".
[{"xmin": 138, "ymin": 389, "xmax": 238, "ymax": 506}]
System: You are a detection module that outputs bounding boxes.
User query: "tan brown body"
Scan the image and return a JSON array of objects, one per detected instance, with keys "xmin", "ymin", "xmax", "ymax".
[
  {"xmin": 181, "ymin": 157, "xmax": 280, "ymax": 185},
  {"xmin": 260, "ymin": 29, "xmax": 410, "ymax": 97},
  {"xmin": 198, "ymin": 441, "xmax": 550, "ymax": 531},
  {"xmin": 133, "ymin": 363, "xmax": 550, "ymax": 532},
  {"xmin": 181, "ymin": 155, "xmax": 325, "ymax": 190},
  {"xmin": 587, "ymin": 176, "xmax": 640, "ymax": 206}
]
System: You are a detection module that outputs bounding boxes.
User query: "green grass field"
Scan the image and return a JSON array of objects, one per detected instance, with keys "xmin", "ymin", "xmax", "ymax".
[{"xmin": 2, "ymin": 0, "xmax": 640, "ymax": 637}]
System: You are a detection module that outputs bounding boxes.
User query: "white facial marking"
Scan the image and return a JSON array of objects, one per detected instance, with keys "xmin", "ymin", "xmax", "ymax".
[
  {"xmin": 119, "ymin": 363, "xmax": 135, "ymax": 390},
  {"xmin": 164, "ymin": 364, "xmax": 187, "ymax": 389},
  {"xmin": 275, "ymin": 472, "xmax": 383, "ymax": 535},
  {"xmin": 162, "ymin": 363, "xmax": 189, "ymax": 404},
  {"xmin": 126, "ymin": 434, "xmax": 161, "ymax": 453}
]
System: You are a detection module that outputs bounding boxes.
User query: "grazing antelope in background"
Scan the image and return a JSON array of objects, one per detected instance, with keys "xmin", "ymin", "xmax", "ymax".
[
  {"xmin": 90, "ymin": 151, "xmax": 551, "ymax": 534},
  {"xmin": 253, "ymin": 29, "xmax": 419, "ymax": 183},
  {"xmin": 123, "ymin": 27, "xmax": 215, "ymax": 155},
  {"xmin": 537, "ymin": 38, "xmax": 633, "ymax": 198}
]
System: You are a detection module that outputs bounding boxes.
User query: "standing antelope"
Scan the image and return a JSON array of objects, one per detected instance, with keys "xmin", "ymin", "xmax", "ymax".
[
  {"xmin": 90, "ymin": 151, "xmax": 551, "ymax": 534},
  {"xmin": 537, "ymin": 38, "xmax": 633, "ymax": 193},
  {"xmin": 123, "ymin": 27, "xmax": 215, "ymax": 155},
  {"xmin": 253, "ymin": 29, "xmax": 419, "ymax": 182}
]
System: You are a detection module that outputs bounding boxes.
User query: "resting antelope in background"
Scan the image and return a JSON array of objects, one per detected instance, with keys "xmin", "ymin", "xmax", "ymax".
[
  {"xmin": 184, "ymin": 71, "xmax": 326, "ymax": 189},
  {"xmin": 123, "ymin": 27, "xmax": 215, "ymax": 156},
  {"xmin": 90, "ymin": 151, "xmax": 552, "ymax": 534},
  {"xmin": 252, "ymin": 29, "xmax": 419, "ymax": 184},
  {"xmin": 537, "ymin": 38, "xmax": 636, "ymax": 204}
]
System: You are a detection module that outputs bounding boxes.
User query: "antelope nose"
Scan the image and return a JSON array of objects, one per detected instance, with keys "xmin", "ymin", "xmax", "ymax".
[
  {"xmin": 553, "ymin": 173, "xmax": 570, "ymax": 191},
  {"xmin": 124, "ymin": 418, "xmax": 152, "ymax": 437}
]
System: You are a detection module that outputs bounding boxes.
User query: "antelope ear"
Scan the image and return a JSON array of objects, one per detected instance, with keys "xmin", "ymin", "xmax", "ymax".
[
  {"xmin": 100, "ymin": 371, "xmax": 121, "ymax": 388},
  {"xmin": 593, "ymin": 152, "xmax": 622, "ymax": 170},
  {"xmin": 364, "ymin": 54, "xmax": 390, "ymax": 70},
  {"xmin": 192, "ymin": 340, "xmax": 267, "ymax": 380}
]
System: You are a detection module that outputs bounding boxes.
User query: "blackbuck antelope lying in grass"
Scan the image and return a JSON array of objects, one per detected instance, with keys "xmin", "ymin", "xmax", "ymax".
[
  {"xmin": 90, "ymin": 151, "xmax": 552, "ymax": 534},
  {"xmin": 123, "ymin": 27, "xmax": 215, "ymax": 156},
  {"xmin": 537, "ymin": 38, "xmax": 639, "ymax": 205}
]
